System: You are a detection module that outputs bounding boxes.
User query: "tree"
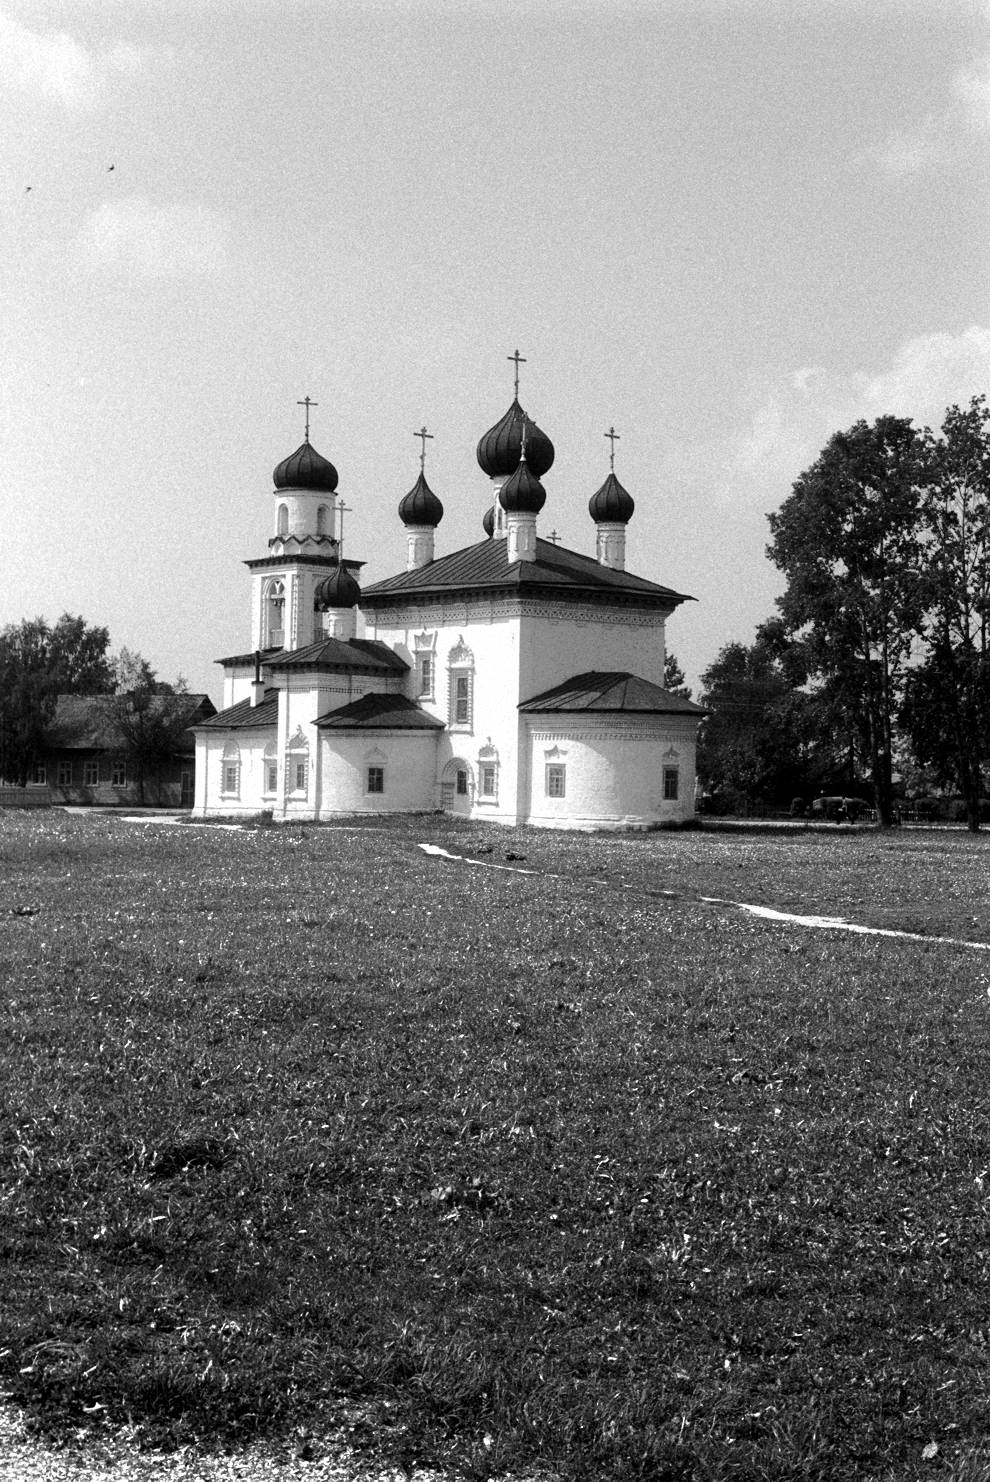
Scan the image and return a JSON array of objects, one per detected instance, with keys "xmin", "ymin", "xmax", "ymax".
[
  {"xmin": 663, "ymin": 651, "xmax": 692, "ymax": 699},
  {"xmin": 110, "ymin": 651, "xmax": 192, "ymax": 804},
  {"xmin": 697, "ymin": 634, "xmax": 823, "ymax": 810},
  {"xmin": 0, "ymin": 614, "xmax": 113, "ymax": 785},
  {"xmin": 900, "ymin": 397, "xmax": 990, "ymax": 829},
  {"xmin": 766, "ymin": 417, "xmax": 928, "ymax": 826}
]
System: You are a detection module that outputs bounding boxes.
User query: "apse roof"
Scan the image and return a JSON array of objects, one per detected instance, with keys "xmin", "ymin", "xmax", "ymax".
[
  {"xmin": 315, "ymin": 693, "xmax": 445, "ymax": 730},
  {"xmin": 361, "ymin": 536, "xmax": 691, "ymax": 607},
  {"xmin": 519, "ymin": 671, "xmax": 707, "ymax": 715},
  {"xmin": 266, "ymin": 638, "xmax": 408, "ymax": 673},
  {"xmin": 196, "ymin": 690, "xmax": 280, "ymax": 730}
]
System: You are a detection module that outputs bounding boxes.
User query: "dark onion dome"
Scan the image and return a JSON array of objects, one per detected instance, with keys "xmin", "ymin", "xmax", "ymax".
[
  {"xmin": 273, "ymin": 440, "xmax": 339, "ymax": 493},
  {"xmin": 476, "ymin": 399, "xmax": 554, "ymax": 479},
  {"xmin": 499, "ymin": 456, "xmax": 547, "ymax": 515},
  {"xmin": 315, "ymin": 564, "xmax": 361, "ymax": 609},
  {"xmin": 482, "ymin": 503, "xmax": 495, "ymax": 538},
  {"xmin": 589, "ymin": 470, "xmax": 635, "ymax": 524},
  {"xmin": 398, "ymin": 470, "xmax": 444, "ymax": 528}
]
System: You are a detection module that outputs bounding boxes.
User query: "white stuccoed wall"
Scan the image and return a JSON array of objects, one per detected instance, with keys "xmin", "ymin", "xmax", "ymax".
[{"xmin": 315, "ymin": 731, "xmax": 439, "ymax": 815}]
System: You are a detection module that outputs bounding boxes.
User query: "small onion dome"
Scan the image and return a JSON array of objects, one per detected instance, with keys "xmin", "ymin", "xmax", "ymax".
[
  {"xmin": 315, "ymin": 564, "xmax": 361, "ymax": 609},
  {"xmin": 398, "ymin": 470, "xmax": 444, "ymax": 528},
  {"xmin": 482, "ymin": 504, "xmax": 495, "ymax": 538},
  {"xmin": 476, "ymin": 399, "xmax": 554, "ymax": 479},
  {"xmin": 589, "ymin": 471, "xmax": 635, "ymax": 524},
  {"xmin": 499, "ymin": 456, "xmax": 547, "ymax": 515},
  {"xmin": 273, "ymin": 441, "xmax": 339, "ymax": 493}
]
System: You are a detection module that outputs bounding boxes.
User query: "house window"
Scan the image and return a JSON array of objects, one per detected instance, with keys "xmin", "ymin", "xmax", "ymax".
[
  {"xmin": 32, "ymin": 763, "xmax": 47, "ymax": 786},
  {"xmin": 57, "ymin": 760, "xmax": 72, "ymax": 786},
  {"xmin": 417, "ymin": 654, "xmax": 434, "ymax": 698},
  {"xmin": 220, "ymin": 743, "xmax": 239, "ymax": 796},
  {"xmin": 112, "ymin": 762, "xmax": 127, "ymax": 787},
  {"xmin": 367, "ymin": 765, "xmax": 384, "ymax": 794},
  {"xmin": 84, "ymin": 760, "xmax": 99, "ymax": 786},
  {"xmin": 546, "ymin": 763, "xmax": 566, "ymax": 799},
  {"xmin": 663, "ymin": 766, "xmax": 680, "ymax": 801}
]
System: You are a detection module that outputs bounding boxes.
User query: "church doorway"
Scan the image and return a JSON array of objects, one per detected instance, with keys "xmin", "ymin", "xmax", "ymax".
[{"xmin": 440, "ymin": 758, "xmax": 473, "ymax": 814}]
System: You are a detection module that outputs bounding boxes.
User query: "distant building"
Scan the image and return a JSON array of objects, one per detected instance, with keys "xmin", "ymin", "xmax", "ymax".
[
  {"xmin": 194, "ymin": 372, "xmax": 704, "ymax": 829},
  {"xmin": 35, "ymin": 692, "xmax": 216, "ymax": 807}
]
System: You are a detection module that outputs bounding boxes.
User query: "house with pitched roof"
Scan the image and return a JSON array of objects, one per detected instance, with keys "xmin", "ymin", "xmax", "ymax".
[{"xmin": 194, "ymin": 371, "xmax": 704, "ymax": 829}]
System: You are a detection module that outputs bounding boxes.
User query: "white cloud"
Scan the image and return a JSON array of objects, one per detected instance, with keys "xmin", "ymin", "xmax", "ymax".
[
  {"xmin": 862, "ymin": 50, "xmax": 990, "ymax": 177},
  {"xmin": 733, "ymin": 324, "xmax": 990, "ymax": 491},
  {"xmin": 0, "ymin": 7, "xmax": 159, "ymax": 110},
  {"xmin": 74, "ymin": 196, "xmax": 231, "ymax": 280}
]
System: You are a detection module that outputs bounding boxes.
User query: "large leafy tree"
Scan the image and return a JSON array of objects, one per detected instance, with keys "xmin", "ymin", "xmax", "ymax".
[
  {"xmin": 901, "ymin": 397, "xmax": 990, "ymax": 829},
  {"xmin": 110, "ymin": 649, "xmax": 192, "ymax": 804},
  {"xmin": 766, "ymin": 416, "xmax": 928, "ymax": 826},
  {"xmin": 0, "ymin": 614, "xmax": 113, "ymax": 785}
]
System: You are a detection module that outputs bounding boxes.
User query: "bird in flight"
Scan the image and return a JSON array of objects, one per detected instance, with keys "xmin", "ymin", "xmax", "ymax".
[{"xmin": 107, "ymin": 164, "xmax": 115, "ymax": 172}]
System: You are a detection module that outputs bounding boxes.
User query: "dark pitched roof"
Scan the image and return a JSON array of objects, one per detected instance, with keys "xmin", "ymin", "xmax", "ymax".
[
  {"xmin": 46, "ymin": 693, "xmax": 216, "ymax": 749},
  {"xmin": 519, "ymin": 671, "xmax": 707, "ymax": 715},
  {"xmin": 315, "ymin": 693, "xmax": 445, "ymax": 730},
  {"xmin": 267, "ymin": 638, "xmax": 408, "ymax": 674},
  {"xmin": 217, "ymin": 646, "xmax": 282, "ymax": 668},
  {"xmin": 361, "ymin": 536, "xmax": 691, "ymax": 608},
  {"xmin": 195, "ymin": 690, "xmax": 280, "ymax": 730}
]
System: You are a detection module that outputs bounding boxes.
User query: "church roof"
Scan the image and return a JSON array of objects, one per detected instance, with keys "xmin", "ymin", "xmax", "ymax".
[
  {"xmin": 315, "ymin": 693, "xmax": 445, "ymax": 730},
  {"xmin": 519, "ymin": 671, "xmax": 707, "ymax": 715},
  {"xmin": 361, "ymin": 536, "xmax": 691, "ymax": 608},
  {"xmin": 195, "ymin": 690, "xmax": 280, "ymax": 730},
  {"xmin": 266, "ymin": 638, "xmax": 408, "ymax": 674}
]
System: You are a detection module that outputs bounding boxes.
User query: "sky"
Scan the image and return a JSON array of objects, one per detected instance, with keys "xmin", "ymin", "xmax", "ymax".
[{"xmin": 2, "ymin": 0, "xmax": 988, "ymax": 702}]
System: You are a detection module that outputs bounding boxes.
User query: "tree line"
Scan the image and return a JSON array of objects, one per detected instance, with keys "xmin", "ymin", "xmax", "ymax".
[
  {"xmin": 0, "ymin": 614, "xmax": 192, "ymax": 802},
  {"xmin": 693, "ymin": 395, "xmax": 990, "ymax": 830}
]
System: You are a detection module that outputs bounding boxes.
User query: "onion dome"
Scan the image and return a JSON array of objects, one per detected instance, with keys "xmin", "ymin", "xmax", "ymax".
[
  {"xmin": 273, "ymin": 441, "xmax": 339, "ymax": 493},
  {"xmin": 398, "ymin": 470, "xmax": 444, "ymax": 528},
  {"xmin": 476, "ymin": 399, "xmax": 554, "ymax": 479},
  {"xmin": 499, "ymin": 456, "xmax": 547, "ymax": 515},
  {"xmin": 482, "ymin": 504, "xmax": 495, "ymax": 538},
  {"xmin": 315, "ymin": 564, "xmax": 360, "ymax": 609},
  {"xmin": 589, "ymin": 471, "xmax": 635, "ymax": 524}
]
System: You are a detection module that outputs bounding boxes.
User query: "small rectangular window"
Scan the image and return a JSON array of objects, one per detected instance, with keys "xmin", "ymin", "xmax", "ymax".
[
  {"xmin": 265, "ymin": 762, "xmax": 278, "ymax": 793},
  {"xmin": 84, "ymin": 760, "xmax": 99, "ymax": 786},
  {"xmin": 221, "ymin": 763, "xmax": 237, "ymax": 794},
  {"xmin": 479, "ymin": 763, "xmax": 497, "ymax": 798},
  {"xmin": 112, "ymin": 762, "xmax": 127, "ymax": 787},
  {"xmin": 293, "ymin": 760, "xmax": 308, "ymax": 792},
  {"xmin": 367, "ymin": 766, "xmax": 384, "ymax": 794},
  {"xmin": 663, "ymin": 766, "xmax": 680, "ymax": 801},
  {"xmin": 57, "ymin": 760, "xmax": 72, "ymax": 786},
  {"xmin": 455, "ymin": 768, "xmax": 469, "ymax": 796},
  {"xmin": 32, "ymin": 763, "xmax": 47, "ymax": 786},
  {"xmin": 546, "ymin": 763, "xmax": 566, "ymax": 799},
  {"xmin": 454, "ymin": 675, "xmax": 470, "ymax": 724}
]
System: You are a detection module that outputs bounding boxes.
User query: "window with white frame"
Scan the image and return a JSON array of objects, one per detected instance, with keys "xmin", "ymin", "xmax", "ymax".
[
  {"xmin": 367, "ymin": 765, "xmax": 384, "ymax": 794},
  {"xmin": 447, "ymin": 638, "xmax": 474, "ymax": 731},
  {"xmin": 32, "ymin": 762, "xmax": 47, "ymax": 786},
  {"xmin": 546, "ymin": 762, "xmax": 566, "ymax": 798},
  {"xmin": 112, "ymin": 761, "xmax": 127, "ymax": 787},
  {"xmin": 286, "ymin": 729, "xmax": 309, "ymax": 795},
  {"xmin": 263, "ymin": 741, "xmax": 278, "ymax": 795},
  {"xmin": 220, "ymin": 743, "xmax": 239, "ymax": 796},
  {"xmin": 84, "ymin": 760, "xmax": 99, "ymax": 786},
  {"xmin": 663, "ymin": 766, "xmax": 680, "ymax": 801},
  {"xmin": 264, "ymin": 578, "xmax": 286, "ymax": 648},
  {"xmin": 413, "ymin": 631, "xmax": 437, "ymax": 700},
  {"xmin": 477, "ymin": 742, "xmax": 499, "ymax": 802},
  {"xmin": 57, "ymin": 760, "xmax": 72, "ymax": 786}
]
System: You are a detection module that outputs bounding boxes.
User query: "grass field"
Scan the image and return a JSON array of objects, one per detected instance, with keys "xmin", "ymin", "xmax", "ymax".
[{"xmin": 2, "ymin": 810, "xmax": 990, "ymax": 1481}]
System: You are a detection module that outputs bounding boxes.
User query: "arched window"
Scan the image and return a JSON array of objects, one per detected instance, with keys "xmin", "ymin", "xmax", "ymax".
[
  {"xmin": 477, "ymin": 741, "xmax": 499, "ymax": 802},
  {"xmin": 221, "ymin": 741, "xmax": 240, "ymax": 797},
  {"xmin": 263, "ymin": 739, "xmax": 278, "ymax": 795},
  {"xmin": 447, "ymin": 637, "xmax": 474, "ymax": 732},
  {"xmin": 264, "ymin": 579, "xmax": 285, "ymax": 648},
  {"xmin": 286, "ymin": 727, "xmax": 309, "ymax": 795},
  {"xmin": 316, "ymin": 504, "xmax": 329, "ymax": 536},
  {"xmin": 277, "ymin": 504, "xmax": 289, "ymax": 537}
]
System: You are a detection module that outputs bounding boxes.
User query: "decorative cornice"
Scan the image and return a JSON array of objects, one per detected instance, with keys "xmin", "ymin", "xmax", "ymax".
[{"xmin": 246, "ymin": 555, "xmax": 364, "ymax": 572}]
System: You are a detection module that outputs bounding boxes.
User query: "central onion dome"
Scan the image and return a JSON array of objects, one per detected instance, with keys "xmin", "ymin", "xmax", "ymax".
[
  {"xmin": 315, "ymin": 564, "xmax": 360, "ymax": 609},
  {"xmin": 398, "ymin": 471, "xmax": 444, "ymax": 528},
  {"xmin": 499, "ymin": 456, "xmax": 547, "ymax": 514},
  {"xmin": 477, "ymin": 399, "xmax": 554, "ymax": 479},
  {"xmin": 589, "ymin": 471, "xmax": 635, "ymax": 524},
  {"xmin": 273, "ymin": 441, "xmax": 339, "ymax": 493}
]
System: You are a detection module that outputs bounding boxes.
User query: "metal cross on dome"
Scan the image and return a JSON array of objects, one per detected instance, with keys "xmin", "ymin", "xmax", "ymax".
[
  {"xmin": 414, "ymin": 425, "xmax": 433, "ymax": 471},
  {"xmin": 507, "ymin": 349, "xmax": 527, "ymax": 398},
  {"xmin": 604, "ymin": 425, "xmax": 620, "ymax": 471},
  {"xmin": 297, "ymin": 396, "xmax": 318, "ymax": 441},
  {"xmin": 336, "ymin": 501, "xmax": 353, "ymax": 560}
]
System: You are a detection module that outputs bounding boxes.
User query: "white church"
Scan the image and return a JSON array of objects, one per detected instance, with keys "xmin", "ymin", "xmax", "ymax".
[{"xmin": 193, "ymin": 364, "xmax": 704, "ymax": 830}]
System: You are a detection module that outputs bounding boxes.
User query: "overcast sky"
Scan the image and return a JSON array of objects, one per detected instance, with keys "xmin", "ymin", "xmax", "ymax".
[{"xmin": 2, "ymin": 0, "xmax": 988, "ymax": 700}]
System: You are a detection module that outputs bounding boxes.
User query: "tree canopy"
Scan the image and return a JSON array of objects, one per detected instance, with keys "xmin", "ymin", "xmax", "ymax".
[{"xmin": 0, "ymin": 614, "xmax": 114, "ymax": 785}]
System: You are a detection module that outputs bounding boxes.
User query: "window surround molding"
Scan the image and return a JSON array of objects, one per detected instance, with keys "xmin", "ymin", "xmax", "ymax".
[
  {"xmin": 447, "ymin": 636, "xmax": 475, "ymax": 732},
  {"xmin": 286, "ymin": 726, "xmax": 309, "ymax": 795},
  {"xmin": 263, "ymin": 740, "xmax": 278, "ymax": 796},
  {"xmin": 662, "ymin": 746, "xmax": 680, "ymax": 802},
  {"xmin": 413, "ymin": 630, "xmax": 437, "ymax": 700},
  {"xmin": 220, "ymin": 742, "xmax": 240, "ymax": 797},
  {"xmin": 364, "ymin": 744, "xmax": 387, "ymax": 796},
  {"xmin": 477, "ymin": 740, "xmax": 499, "ymax": 804},
  {"xmin": 544, "ymin": 744, "xmax": 567, "ymax": 801}
]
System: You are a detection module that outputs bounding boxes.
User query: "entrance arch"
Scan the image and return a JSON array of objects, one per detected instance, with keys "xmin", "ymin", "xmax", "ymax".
[{"xmin": 440, "ymin": 757, "xmax": 473, "ymax": 814}]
